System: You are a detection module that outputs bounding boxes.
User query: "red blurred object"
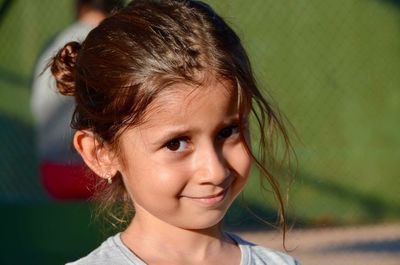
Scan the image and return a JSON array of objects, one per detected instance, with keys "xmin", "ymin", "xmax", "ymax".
[{"xmin": 41, "ymin": 161, "xmax": 98, "ymax": 200}]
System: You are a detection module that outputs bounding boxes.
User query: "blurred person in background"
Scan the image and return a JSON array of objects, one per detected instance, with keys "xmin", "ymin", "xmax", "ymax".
[{"xmin": 31, "ymin": 0, "xmax": 123, "ymax": 200}]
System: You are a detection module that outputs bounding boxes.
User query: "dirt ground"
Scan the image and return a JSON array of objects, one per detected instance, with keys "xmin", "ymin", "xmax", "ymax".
[{"xmin": 238, "ymin": 223, "xmax": 400, "ymax": 265}]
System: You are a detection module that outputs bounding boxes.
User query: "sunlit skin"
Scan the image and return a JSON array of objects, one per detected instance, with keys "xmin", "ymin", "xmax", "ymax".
[{"xmin": 76, "ymin": 77, "xmax": 252, "ymax": 265}]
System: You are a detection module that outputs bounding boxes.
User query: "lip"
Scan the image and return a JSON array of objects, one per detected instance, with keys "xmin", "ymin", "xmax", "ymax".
[{"xmin": 184, "ymin": 188, "xmax": 228, "ymax": 206}]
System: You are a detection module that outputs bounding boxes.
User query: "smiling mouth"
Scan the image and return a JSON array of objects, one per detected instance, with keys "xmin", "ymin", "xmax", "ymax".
[{"xmin": 184, "ymin": 189, "xmax": 228, "ymax": 206}]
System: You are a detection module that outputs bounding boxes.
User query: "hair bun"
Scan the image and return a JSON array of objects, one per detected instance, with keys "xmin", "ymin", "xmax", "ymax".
[{"xmin": 51, "ymin": 41, "xmax": 81, "ymax": 96}]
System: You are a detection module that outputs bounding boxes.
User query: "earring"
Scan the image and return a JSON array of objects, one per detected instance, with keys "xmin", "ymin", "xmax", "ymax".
[{"xmin": 105, "ymin": 173, "xmax": 113, "ymax": 184}]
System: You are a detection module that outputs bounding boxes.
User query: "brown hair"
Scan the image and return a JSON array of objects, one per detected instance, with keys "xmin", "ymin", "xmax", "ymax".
[{"xmin": 51, "ymin": 0, "xmax": 292, "ymax": 236}]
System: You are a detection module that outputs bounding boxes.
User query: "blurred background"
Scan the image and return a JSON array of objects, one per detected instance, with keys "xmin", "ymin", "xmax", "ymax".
[{"xmin": 0, "ymin": 0, "xmax": 399, "ymax": 264}]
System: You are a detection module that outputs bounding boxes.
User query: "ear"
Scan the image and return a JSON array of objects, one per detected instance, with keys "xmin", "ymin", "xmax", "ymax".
[{"xmin": 73, "ymin": 130, "xmax": 118, "ymax": 180}]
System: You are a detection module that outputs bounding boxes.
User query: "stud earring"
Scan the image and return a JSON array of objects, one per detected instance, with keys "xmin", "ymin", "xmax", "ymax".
[{"xmin": 105, "ymin": 173, "xmax": 113, "ymax": 184}]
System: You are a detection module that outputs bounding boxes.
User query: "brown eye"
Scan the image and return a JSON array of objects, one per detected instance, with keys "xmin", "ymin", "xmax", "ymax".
[
  {"xmin": 165, "ymin": 138, "xmax": 188, "ymax": 152},
  {"xmin": 218, "ymin": 125, "xmax": 239, "ymax": 139}
]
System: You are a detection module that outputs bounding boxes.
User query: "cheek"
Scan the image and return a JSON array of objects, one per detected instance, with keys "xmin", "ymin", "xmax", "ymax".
[
  {"xmin": 122, "ymin": 155, "xmax": 189, "ymax": 198},
  {"xmin": 225, "ymin": 143, "xmax": 252, "ymax": 179}
]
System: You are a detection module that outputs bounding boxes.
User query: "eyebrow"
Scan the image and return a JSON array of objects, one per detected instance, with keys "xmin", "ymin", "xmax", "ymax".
[
  {"xmin": 149, "ymin": 115, "xmax": 243, "ymax": 147},
  {"xmin": 150, "ymin": 126, "xmax": 194, "ymax": 147}
]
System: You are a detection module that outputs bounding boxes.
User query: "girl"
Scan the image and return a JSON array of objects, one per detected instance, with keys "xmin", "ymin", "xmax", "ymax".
[{"xmin": 52, "ymin": 0, "xmax": 299, "ymax": 264}]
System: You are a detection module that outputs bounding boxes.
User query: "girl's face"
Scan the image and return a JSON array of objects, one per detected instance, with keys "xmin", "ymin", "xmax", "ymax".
[{"xmin": 116, "ymin": 78, "xmax": 252, "ymax": 230}]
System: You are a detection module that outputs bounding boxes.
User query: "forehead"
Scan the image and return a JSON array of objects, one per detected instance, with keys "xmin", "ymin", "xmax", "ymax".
[{"xmin": 140, "ymin": 79, "xmax": 239, "ymax": 126}]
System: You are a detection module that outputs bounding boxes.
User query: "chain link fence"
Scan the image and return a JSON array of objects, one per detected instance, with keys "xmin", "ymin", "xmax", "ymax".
[{"xmin": 0, "ymin": 0, "xmax": 399, "ymax": 224}]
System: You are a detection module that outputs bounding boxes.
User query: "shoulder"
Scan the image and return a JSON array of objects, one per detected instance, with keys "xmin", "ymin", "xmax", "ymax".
[
  {"xmin": 249, "ymin": 244, "xmax": 300, "ymax": 265},
  {"xmin": 228, "ymin": 233, "xmax": 300, "ymax": 265},
  {"xmin": 57, "ymin": 22, "xmax": 94, "ymax": 44},
  {"xmin": 65, "ymin": 233, "xmax": 143, "ymax": 265},
  {"xmin": 32, "ymin": 22, "xmax": 94, "ymax": 81},
  {"xmin": 43, "ymin": 22, "xmax": 93, "ymax": 58},
  {"xmin": 39, "ymin": 22, "xmax": 93, "ymax": 62}
]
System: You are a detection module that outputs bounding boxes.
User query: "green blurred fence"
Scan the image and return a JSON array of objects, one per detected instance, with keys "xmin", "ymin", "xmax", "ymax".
[
  {"xmin": 0, "ymin": 0, "xmax": 399, "ymax": 225},
  {"xmin": 0, "ymin": 0, "xmax": 74, "ymax": 202}
]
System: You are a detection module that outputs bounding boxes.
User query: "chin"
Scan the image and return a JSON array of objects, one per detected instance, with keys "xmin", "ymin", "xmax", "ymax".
[{"xmin": 179, "ymin": 210, "xmax": 228, "ymax": 230}]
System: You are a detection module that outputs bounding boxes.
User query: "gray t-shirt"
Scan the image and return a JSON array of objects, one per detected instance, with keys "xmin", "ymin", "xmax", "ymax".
[{"xmin": 66, "ymin": 233, "xmax": 299, "ymax": 265}]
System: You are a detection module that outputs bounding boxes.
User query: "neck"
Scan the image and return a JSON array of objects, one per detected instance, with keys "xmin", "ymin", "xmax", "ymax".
[{"xmin": 121, "ymin": 209, "xmax": 235, "ymax": 262}]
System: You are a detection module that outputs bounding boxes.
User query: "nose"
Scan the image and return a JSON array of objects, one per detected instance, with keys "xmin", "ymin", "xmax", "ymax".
[{"xmin": 193, "ymin": 143, "xmax": 231, "ymax": 185}]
